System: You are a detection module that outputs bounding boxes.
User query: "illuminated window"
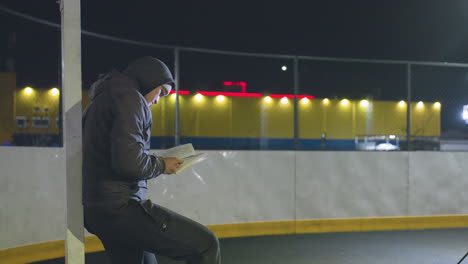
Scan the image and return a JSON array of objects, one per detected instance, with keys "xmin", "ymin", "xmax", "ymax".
[
  {"xmin": 16, "ymin": 116, "xmax": 27, "ymax": 128},
  {"xmin": 32, "ymin": 117, "xmax": 50, "ymax": 128}
]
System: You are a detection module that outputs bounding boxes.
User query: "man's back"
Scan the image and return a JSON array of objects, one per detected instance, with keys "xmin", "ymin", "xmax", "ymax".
[{"xmin": 82, "ymin": 70, "xmax": 159, "ymax": 207}]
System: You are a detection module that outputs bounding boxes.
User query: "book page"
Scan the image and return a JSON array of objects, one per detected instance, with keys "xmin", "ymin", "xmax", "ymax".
[
  {"xmin": 153, "ymin": 143, "xmax": 207, "ymax": 174},
  {"xmin": 154, "ymin": 143, "xmax": 195, "ymax": 159},
  {"xmin": 176, "ymin": 153, "xmax": 207, "ymax": 174}
]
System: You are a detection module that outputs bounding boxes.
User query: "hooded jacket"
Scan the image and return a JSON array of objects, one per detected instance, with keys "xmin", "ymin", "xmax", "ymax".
[{"xmin": 82, "ymin": 57, "xmax": 174, "ymax": 207}]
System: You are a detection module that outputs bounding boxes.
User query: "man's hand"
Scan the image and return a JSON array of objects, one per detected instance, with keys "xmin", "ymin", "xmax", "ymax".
[{"xmin": 163, "ymin": 157, "xmax": 184, "ymax": 174}]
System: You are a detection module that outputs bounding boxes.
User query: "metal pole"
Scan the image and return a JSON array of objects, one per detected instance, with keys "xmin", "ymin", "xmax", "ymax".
[
  {"xmin": 174, "ymin": 48, "xmax": 180, "ymax": 146},
  {"xmin": 60, "ymin": 0, "xmax": 84, "ymax": 263},
  {"xmin": 293, "ymin": 57, "xmax": 299, "ymax": 150},
  {"xmin": 293, "ymin": 57, "xmax": 299, "ymax": 229},
  {"xmin": 406, "ymin": 64, "xmax": 412, "ymax": 150}
]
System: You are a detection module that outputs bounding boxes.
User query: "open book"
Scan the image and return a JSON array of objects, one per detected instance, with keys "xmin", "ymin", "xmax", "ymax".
[{"xmin": 154, "ymin": 143, "xmax": 207, "ymax": 174}]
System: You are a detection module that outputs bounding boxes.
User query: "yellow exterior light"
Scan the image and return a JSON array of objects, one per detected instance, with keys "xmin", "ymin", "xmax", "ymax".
[
  {"xmin": 434, "ymin": 102, "xmax": 441, "ymax": 109},
  {"xmin": 216, "ymin": 95, "xmax": 225, "ymax": 103},
  {"xmin": 323, "ymin": 98, "xmax": 330, "ymax": 105},
  {"xmin": 301, "ymin": 98, "xmax": 310, "ymax": 105},
  {"xmin": 360, "ymin": 100, "xmax": 369, "ymax": 107},
  {"xmin": 24, "ymin": 87, "xmax": 33, "ymax": 95},
  {"xmin": 195, "ymin": 93, "xmax": 203, "ymax": 102},
  {"xmin": 340, "ymin": 99, "xmax": 350, "ymax": 106},
  {"xmin": 417, "ymin": 101, "xmax": 424, "ymax": 109},
  {"xmin": 280, "ymin": 97, "xmax": 288, "ymax": 105},
  {"xmin": 50, "ymin": 88, "xmax": 59, "ymax": 96},
  {"xmin": 398, "ymin": 100, "xmax": 406, "ymax": 107},
  {"xmin": 264, "ymin": 96, "xmax": 272, "ymax": 103}
]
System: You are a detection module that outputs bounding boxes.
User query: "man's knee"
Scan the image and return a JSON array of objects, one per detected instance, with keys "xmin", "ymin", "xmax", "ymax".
[{"xmin": 199, "ymin": 228, "xmax": 219, "ymax": 254}]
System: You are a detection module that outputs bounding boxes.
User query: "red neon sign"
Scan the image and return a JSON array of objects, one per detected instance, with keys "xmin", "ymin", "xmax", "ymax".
[
  {"xmin": 198, "ymin": 91, "xmax": 263, "ymax": 97},
  {"xmin": 223, "ymin": 81, "xmax": 247, "ymax": 93},
  {"xmin": 169, "ymin": 90, "xmax": 190, "ymax": 95},
  {"xmin": 270, "ymin": 94, "xmax": 295, "ymax": 99},
  {"xmin": 169, "ymin": 90, "xmax": 314, "ymax": 99},
  {"xmin": 268, "ymin": 94, "xmax": 314, "ymax": 99}
]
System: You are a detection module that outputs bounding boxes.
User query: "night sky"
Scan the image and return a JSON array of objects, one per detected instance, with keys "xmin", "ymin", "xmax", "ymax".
[
  {"xmin": 3, "ymin": 1, "xmax": 468, "ymax": 133},
  {"xmin": 4, "ymin": 1, "xmax": 468, "ymax": 60}
]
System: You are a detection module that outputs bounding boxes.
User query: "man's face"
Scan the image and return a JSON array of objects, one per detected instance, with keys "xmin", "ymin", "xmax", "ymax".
[{"xmin": 144, "ymin": 84, "xmax": 172, "ymax": 106}]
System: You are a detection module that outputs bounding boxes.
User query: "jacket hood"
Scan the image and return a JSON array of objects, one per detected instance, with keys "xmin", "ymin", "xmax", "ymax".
[
  {"xmin": 124, "ymin": 56, "xmax": 175, "ymax": 96},
  {"xmin": 88, "ymin": 71, "xmax": 114, "ymax": 100}
]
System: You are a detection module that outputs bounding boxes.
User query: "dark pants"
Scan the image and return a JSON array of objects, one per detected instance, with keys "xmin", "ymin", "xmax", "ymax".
[{"xmin": 84, "ymin": 199, "xmax": 221, "ymax": 264}]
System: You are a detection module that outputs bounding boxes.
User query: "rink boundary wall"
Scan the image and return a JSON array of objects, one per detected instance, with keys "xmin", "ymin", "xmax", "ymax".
[{"xmin": 2, "ymin": 215, "xmax": 468, "ymax": 264}]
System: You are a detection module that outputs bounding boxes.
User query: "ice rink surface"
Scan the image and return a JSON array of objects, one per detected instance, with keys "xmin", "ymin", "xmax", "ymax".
[{"xmin": 35, "ymin": 228, "xmax": 468, "ymax": 264}]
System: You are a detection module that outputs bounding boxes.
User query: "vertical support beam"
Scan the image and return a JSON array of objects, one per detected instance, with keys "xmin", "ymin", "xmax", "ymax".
[
  {"xmin": 60, "ymin": 0, "xmax": 84, "ymax": 263},
  {"xmin": 365, "ymin": 101, "xmax": 374, "ymax": 136},
  {"xmin": 351, "ymin": 102, "xmax": 356, "ymax": 137},
  {"xmin": 406, "ymin": 64, "xmax": 412, "ymax": 150},
  {"xmin": 405, "ymin": 64, "xmax": 412, "ymax": 216},
  {"xmin": 293, "ymin": 57, "xmax": 299, "ymax": 150},
  {"xmin": 174, "ymin": 48, "xmax": 180, "ymax": 146},
  {"xmin": 293, "ymin": 57, "xmax": 299, "ymax": 227},
  {"xmin": 259, "ymin": 103, "xmax": 268, "ymax": 149}
]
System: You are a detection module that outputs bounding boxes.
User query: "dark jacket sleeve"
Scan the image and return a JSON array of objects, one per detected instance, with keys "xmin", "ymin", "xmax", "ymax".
[{"xmin": 110, "ymin": 90, "xmax": 165, "ymax": 180}]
